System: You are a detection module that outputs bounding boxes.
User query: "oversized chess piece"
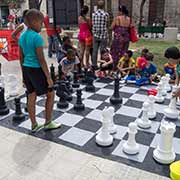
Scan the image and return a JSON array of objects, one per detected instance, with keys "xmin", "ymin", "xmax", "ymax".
[
  {"xmin": 107, "ymin": 107, "xmax": 117, "ymax": 134},
  {"xmin": 13, "ymin": 97, "xmax": 25, "ymax": 121},
  {"xmin": 56, "ymin": 83, "xmax": 69, "ymax": 109},
  {"xmin": 0, "ymin": 87, "xmax": 9, "ymax": 115},
  {"xmin": 65, "ymin": 80, "xmax": 73, "ymax": 94},
  {"xmin": 164, "ymin": 86, "xmax": 179, "ymax": 119},
  {"xmin": 57, "ymin": 64, "xmax": 63, "ymax": 83},
  {"xmin": 81, "ymin": 68, "xmax": 88, "ymax": 84},
  {"xmin": 165, "ymin": 74, "xmax": 171, "ymax": 92},
  {"xmin": 85, "ymin": 77, "xmax": 95, "ymax": 92},
  {"xmin": 63, "ymin": 81, "xmax": 72, "ymax": 101},
  {"xmin": 153, "ymin": 121, "xmax": 176, "ymax": 164},
  {"xmin": 161, "ymin": 76, "xmax": 167, "ymax": 96},
  {"xmin": 72, "ymin": 71, "xmax": 80, "ymax": 88},
  {"xmin": 7, "ymin": 74, "xmax": 19, "ymax": 97},
  {"xmin": 50, "ymin": 64, "xmax": 55, "ymax": 83},
  {"xmin": 123, "ymin": 122, "xmax": 140, "ymax": 155},
  {"xmin": 74, "ymin": 89, "xmax": 85, "ymax": 111},
  {"xmin": 110, "ymin": 78, "xmax": 122, "ymax": 105},
  {"xmin": 136, "ymin": 102, "xmax": 152, "ymax": 129},
  {"xmin": 148, "ymin": 95, "xmax": 156, "ymax": 119},
  {"xmin": 155, "ymin": 82, "xmax": 164, "ymax": 103},
  {"xmin": 96, "ymin": 107, "xmax": 113, "ymax": 146}
]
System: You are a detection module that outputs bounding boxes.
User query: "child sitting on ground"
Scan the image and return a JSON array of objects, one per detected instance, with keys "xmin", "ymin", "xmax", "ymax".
[
  {"xmin": 60, "ymin": 49, "xmax": 80, "ymax": 77},
  {"xmin": 117, "ymin": 50, "xmax": 135, "ymax": 78},
  {"xmin": 164, "ymin": 47, "xmax": 180, "ymax": 98},
  {"xmin": 164, "ymin": 61, "xmax": 176, "ymax": 83},
  {"xmin": 97, "ymin": 49, "xmax": 113, "ymax": 77},
  {"xmin": 136, "ymin": 48, "xmax": 149, "ymax": 67},
  {"xmin": 136, "ymin": 52, "xmax": 158, "ymax": 86}
]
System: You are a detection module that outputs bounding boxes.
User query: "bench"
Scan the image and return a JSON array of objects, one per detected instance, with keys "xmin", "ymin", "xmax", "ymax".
[{"xmin": 138, "ymin": 26, "xmax": 165, "ymax": 36}]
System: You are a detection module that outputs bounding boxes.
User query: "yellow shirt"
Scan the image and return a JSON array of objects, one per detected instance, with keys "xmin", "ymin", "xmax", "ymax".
[{"xmin": 119, "ymin": 57, "xmax": 135, "ymax": 68}]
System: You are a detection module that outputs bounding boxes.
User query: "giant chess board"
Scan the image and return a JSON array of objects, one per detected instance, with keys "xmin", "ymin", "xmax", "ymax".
[{"xmin": 1, "ymin": 77, "xmax": 180, "ymax": 177}]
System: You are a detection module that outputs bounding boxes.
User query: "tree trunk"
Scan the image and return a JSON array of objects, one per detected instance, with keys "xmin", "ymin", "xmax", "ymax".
[{"xmin": 139, "ymin": 0, "xmax": 147, "ymax": 26}]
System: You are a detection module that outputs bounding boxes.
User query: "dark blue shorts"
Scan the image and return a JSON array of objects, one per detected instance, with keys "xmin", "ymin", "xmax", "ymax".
[{"xmin": 22, "ymin": 66, "xmax": 48, "ymax": 96}]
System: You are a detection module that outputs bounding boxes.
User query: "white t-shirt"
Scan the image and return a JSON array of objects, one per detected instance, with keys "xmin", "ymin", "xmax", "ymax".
[{"xmin": 22, "ymin": 23, "xmax": 27, "ymax": 33}]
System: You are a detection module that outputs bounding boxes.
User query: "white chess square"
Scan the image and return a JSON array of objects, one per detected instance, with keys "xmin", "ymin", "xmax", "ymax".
[
  {"xmin": 105, "ymin": 97, "xmax": 128, "ymax": 105},
  {"xmin": 72, "ymin": 91, "xmax": 93, "ymax": 99},
  {"xmin": 83, "ymin": 99, "xmax": 102, "ymax": 109},
  {"xmin": 113, "ymin": 125, "xmax": 128, "ymax": 140},
  {"xmin": 54, "ymin": 113, "xmax": 83, "ymax": 126},
  {"xmin": 130, "ymin": 94, "xmax": 148, "ymax": 102},
  {"xmin": 59, "ymin": 127, "xmax": 94, "ymax": 146},
  {"xmin": 119, "ymin": 86, "xmax": 139, "ymax": 94},
  {"xmin": 94, "ymin": 82, "xmax": 108, "ymax": 88},
  {"xmin": 116, "ymin": 106, "xmax": 142, "ymax": 117},
  {"xmin": 86, "ymin": 109, "xmax": 102, "ymax": 121},
  {"xmin": 54, "ymin": 103, "xmax": 73, "ymax": 113},
  {"xmin": 150, "ymin": 134, "xmax": 180, "ymax": 154},
  {"xmin": 96, "ymin": 88, "xmax": 114, "ymax": 96},
  {"xmin": 21, "ymin": 96, "xmax": 42, "ymax": 104},
  {"xmin": 112, "ymin": 140, "xmax": 149, "ymax": 163},
  {"xmin": 19, "ymin": 117, "xmax": 45, "ymax": 130},
  {"xmin": 153, "ymin": 103, "xmax": 167, "ymax": 114}
]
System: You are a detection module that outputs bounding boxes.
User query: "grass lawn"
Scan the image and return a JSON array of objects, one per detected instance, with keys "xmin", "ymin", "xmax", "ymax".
[{"xmin": 129, "ymin": 39, "xmax": 180, "ymax": 75}]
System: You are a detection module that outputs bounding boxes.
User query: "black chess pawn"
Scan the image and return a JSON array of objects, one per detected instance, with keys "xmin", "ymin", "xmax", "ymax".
[
  {"xmin": 50, "ymin": 64, "xmax": 56, "ymax": 83},
  {"xmin": 110, "ymin": 78, "xmax": 122, "ymax": 105},
  {"xmin": 85, "ymin": 77, "xmax": 95, "ymax": 92},
  {"xmin": 74, "ymin": 89, "xmax": 85, "ymax": 111},
  {"xmin": 72, "ymin": 71, "xmax": 80, "ymax": 88},
  {"xmin": 56, "ymin": 83, "xmax": 69, "ymax": 109},
  {"xmin": 57, "ymin": 64, "xmax": 63, "ymax": 83},
  {"xmin": 13, "ymin": 97, "xmax": 25, "ymax": 121},
  {"xmin": 0, "ymin": 87, "xmax": 9, "ymax": 115}
]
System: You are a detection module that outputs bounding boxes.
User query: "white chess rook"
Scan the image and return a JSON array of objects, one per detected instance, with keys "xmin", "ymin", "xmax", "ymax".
[
  {"xmin": 165, "ymin": 74, "xmax": 171, "ymax": 92},
  {"xmin": 164, "ymin": 86, "xmax": 179, "ymax": 119},
  {"xmin": 155, "ymin": 82, "xmax": 164, "ymax": 103},
  {"xmin": 148, "ymin": 95, "xmax": 156, "ymax": 119},
  {"xmin": 153, "ymin": 121, "xmax": 176, "ymax": 164},
  {"xmin": 161, "ymin": 76, "xmax": 167, "ymax": 96},
  {"xmin": 123, "ymin": 122, "xmax": 140, "ymax": 155},
  {"xmin": 107, "ymin": 107, "xmax": 117, "ymax": 134},
  {"xmin": 96, "ymin": 107, "xmax": 113, "ymax": 146},
  {"xmin": 136, "ymin": 102, "xmax": 152, "ymax": 129}
]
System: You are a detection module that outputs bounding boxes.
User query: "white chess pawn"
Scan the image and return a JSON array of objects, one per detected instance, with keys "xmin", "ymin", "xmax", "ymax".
[
  {"xmin": 123, "ymin": 122, "xmax": 140, "ymax": 155},
  {"xmin": 164, "ymin": 86, "xmax": 179, "ymax": 119},
  {"xmin": 155, "ymin": 82, "xmax": 164, "ymax": 103},
  {"xmin": 136, "ymin": 102, "xmax": 152, "ymax": 129},
  {"xmin": 161, "ymin": 76, "xmax": 167, "ymax": 96},
  {"xmin": 148, "ymin": 95, "xmax": 156, "ymax": 119},
  {"xmin": 153, "ymin": 121, "xmax": 176, "ymax": 164},
  {"xmin": 107, "ymin": 107, "xmax": 117, "ymax": 134},
  {"xmin": 165, "ymin": 74, "xmax": 171, "ymax": 92},
  {"xmin": 96, "ymin": 107, "xmax": 113, "ymax": 146}
]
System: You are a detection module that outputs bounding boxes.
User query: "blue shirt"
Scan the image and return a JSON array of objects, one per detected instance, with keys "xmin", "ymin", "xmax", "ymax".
[
  {"xmin": 139, "ymin": 63, "xmax": 157, "ymax": 78},
  {"xmin": 19, "ymin": 29, "xmax": 44, "ymax": 68}
]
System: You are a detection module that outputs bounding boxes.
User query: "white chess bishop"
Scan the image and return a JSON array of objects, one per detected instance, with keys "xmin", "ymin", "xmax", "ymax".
[
  {"xmin": 161, "ymin": 76, "xmax": 167, "ymax": 96},
  {"xmin": 136, "ymin": 102, "xmax": 152, "ymax": 129},
  {"xmin": 164, "ymin": 86, "xmax": 179, "ymax": 119},
  {"xmin": 148, "ymin": 95, "xmax": 156, "ymax": 119},
  {"xmin": 155, "ymin": 82, "xmax": 164, "ymax": 103},
  {"xmin": 165, "ymin": 74, "xmax": 171, "ymax": 92},
  {"xmin": 107, "ymin": 107, "xmax": 117, "ymax": 134},
  {"xmin": 153, "ymin": 121, "xmax": 176, "ymax": 164},
  {"xmin": 96, "ymin": 107, "xmax": 113, "ymax": 146},
  {"xmin": 123, "ymin": 122, "xmax": 140, "ymax": 155}
]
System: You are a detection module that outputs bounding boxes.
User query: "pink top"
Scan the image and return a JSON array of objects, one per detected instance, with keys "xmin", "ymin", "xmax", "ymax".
[{"xmin": 78, "ymin": 22, "xmax": 91, "ymax": 41}]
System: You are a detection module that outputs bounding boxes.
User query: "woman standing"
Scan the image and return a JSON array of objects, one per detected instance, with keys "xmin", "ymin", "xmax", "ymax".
[
  {"xmin": 110, "ymin": 5, "xmax": 131, "ymax": 70},
  {"xmin": 78, "ymin": 5, "xmax": 92, "ymax": 69}
]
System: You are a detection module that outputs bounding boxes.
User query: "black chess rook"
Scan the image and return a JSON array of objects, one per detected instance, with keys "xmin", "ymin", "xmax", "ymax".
[
  {"xmin": 110, "ymin": 78, "xmax": 122, "ymax": 105},
  {"xmin": 74, "ymin": 89, "xmax": 85, "ymax": 111},
  {"xmin": 72, "ymin": 71, "xmax": 80, "ymax": 88},
  {"xmin": 13, "ymin": 97, "xmax": 25, "ymax": 121},
  {"xmin": 0, "ymin": 87, "xmax": 9, "ymax": 115}
]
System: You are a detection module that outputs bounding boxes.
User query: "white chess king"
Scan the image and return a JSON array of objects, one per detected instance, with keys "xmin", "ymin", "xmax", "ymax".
[{"xmin": 153, "ymin": 121, "xmax": 176, "ymax": 164}]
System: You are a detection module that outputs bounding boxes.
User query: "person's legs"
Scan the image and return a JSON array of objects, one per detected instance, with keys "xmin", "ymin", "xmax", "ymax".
[
  {"xmin": 48, "ymin": 35, "xmax": 53, "ymax": 58},
  {"xmin": 85, "ymin": 45, "xmax": 91, "ymax": 68},
  {"xmin": 0, "ymin": 63, "xmax": 1, "ymax": 75},
  {"xmin": 27, "ymin": 92, "xmax": 37, "ymax": 128},
  {"xmin": 99, "ymin": 38, "xmax": 107, "ymax": 52},
  {"xmin": 79, "ymin": 41, "xmax": 85, "ymax": 68},
  {"xmin": 92, "ymin": 37, "xmax": 100, "ymax": 70},
  {"xmin": 45, "ymin": 90, "xmax": 55, "ymax": 124}
]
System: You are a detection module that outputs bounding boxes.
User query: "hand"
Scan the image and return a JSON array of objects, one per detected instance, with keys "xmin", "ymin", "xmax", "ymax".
[
  {"xmin": 172, "ymin": 89, "xmax": 180, "ymax": 98},
  {"xmin": 47, "ymin": 77, "xmax": 54, "ymax": 88}
]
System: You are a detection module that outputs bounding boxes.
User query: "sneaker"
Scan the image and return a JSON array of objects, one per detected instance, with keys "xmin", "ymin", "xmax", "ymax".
[
  {"xmin": 31, "ymin": 123, "xmax": 44, "ymax": 133},
  {"xmin": 44, "ymin": 121, "xmax": 61, "ymax": 130}
]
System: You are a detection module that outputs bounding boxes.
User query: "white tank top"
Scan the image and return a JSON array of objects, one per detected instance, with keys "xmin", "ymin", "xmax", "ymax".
[{"xmin": 22, "ymin": 23, "xmax": 28, "ymax": 33}]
